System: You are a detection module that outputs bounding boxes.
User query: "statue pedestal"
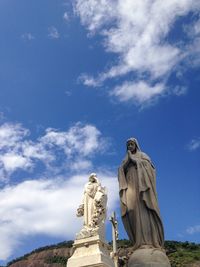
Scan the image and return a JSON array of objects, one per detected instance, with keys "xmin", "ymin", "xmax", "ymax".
[
  {"xmin": 128, "ymin": 248, "xmax": 171, "ymax": 267},
  {"xmin": 67, "ymin": 235, "xmax": 115, "ymax": 267}
]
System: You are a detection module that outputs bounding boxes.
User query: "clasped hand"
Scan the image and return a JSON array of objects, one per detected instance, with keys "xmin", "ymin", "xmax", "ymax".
[
  {"xmin": 122, "ymin": 151, "xmax": 137, "ymax": 168},
  {"xmin": 127, "ymin": 150, "xmax": 137, "ymax": 165}
]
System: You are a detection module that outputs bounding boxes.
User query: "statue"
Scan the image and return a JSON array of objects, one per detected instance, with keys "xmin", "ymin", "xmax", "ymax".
[
  {"xmin": 67, "ymin": 173, "xmax": 115, "ymax": 267},
  {"xmin": 118, "ymin": 138, "xmax": 164, "ymax": 250},
  {"xmin": 76, "ymin": 173, "xmax": 107, "ymax": 239}
]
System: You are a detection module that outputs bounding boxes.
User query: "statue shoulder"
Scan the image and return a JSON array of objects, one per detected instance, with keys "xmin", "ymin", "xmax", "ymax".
[
  {"xmin": 137, "ymin": 151, "xmax": 150, "ymax": 160},
  {"xmin": 138, "ymin": 151, "xmax": 155, "ymax": 168}
]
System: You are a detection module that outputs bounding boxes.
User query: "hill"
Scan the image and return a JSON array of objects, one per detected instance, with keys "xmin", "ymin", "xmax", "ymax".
[{"xmin": 1, "ymin": 240, "xmax": 200, "ymax": 267}]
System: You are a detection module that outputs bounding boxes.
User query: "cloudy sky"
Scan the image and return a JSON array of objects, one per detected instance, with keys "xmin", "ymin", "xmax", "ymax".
[{"xmin": 0, "ymin": 0, "xmax": 200, "ymax": 264}]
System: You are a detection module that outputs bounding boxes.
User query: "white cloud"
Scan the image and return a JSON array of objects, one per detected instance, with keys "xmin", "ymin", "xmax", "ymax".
[
  {"xmin": 79, "ymin": 73, "xmax": 102, "ymax": 87},
  {"xmin": 111, "ymin": 81, "xmax": 165, "ymax": 104},
  {"xmin": 21, "ymin": 33, "xmax": 35, "ymax": 41},
  {"xmin": 65, "ymin": 90, "xmax": 72, "ymax": 96},
  {"xmin": 74, "ymin": 0, "xmax": 200, "ymax": 104},
  {"xmin": 184, "ymin": 17, "xmax": 200, "ymax": 38},
  {"xmin": 0, "ymin": 173, "xmax": 118, "ymax": 260},
  {"xmin": 186, "ymin": 225, "xmax": 200, "ymax": 234},
  {"xmin": 70, "ymin": 159, "xmax": 92, "ymax": 171},
  {"xmin": 48, "ymin": 26, "xmax": 60, "ymax": 39},
  {"xmin": 0, "ymin": 122, "xmax": 108, "ymax": 181},
  {"xmin": 74, "ymin": 0, "xmax": 115, "ymax": 32},
  {"xmin": 173, "ymin": 86, "xmax": 187, "ymax": 96},
  {"xmin": 0, "ymin": 153, "xmax": 31, "ymax": 172},
  {"xmin": 63, "ymin": 12, "xmax": 69, "ymax": 22},
  {"xmin": 187, "ymin": 138, "xmax": 200, "ymax": 151},
  {"xmin": 193, "ymin": 19, "xmax": 200, "ymax": 35},
  {"xmin": 0, "ymin": 112, "xmax": 5, "ymax": 121},
  {"xmin": 41, "ymin": 123, "xmax": 104, "ymax": 157},
  {"xmin": 0, "ymin": 123, "xmax": 29, "ymax": 149}
]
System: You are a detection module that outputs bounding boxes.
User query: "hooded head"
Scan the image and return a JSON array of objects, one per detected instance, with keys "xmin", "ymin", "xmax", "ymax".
[
  {"xmin": 89, "ymin": 173, "xmax": 98, "ymax": 183},
  {"xmin": 126, "ymin": 138, "xmax": 141, "ymax": 153}
]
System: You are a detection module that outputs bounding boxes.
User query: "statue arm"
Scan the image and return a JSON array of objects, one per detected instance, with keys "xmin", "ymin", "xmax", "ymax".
[
  {"xmin": 127, "ymin": 150, "xmax": 137, "ymax": 166},
  {"xmin": 76, "ymin": 195, "xmax": 84, "ymax": 217},
  {"xmin": 77, "ymin": 204, "xmax": 84, "ymax": 217},
  {"xmin": 121, "ymin": 153, "xmax": 131, "ymax": 169},
  {"xmin": 140, "ymin": 152, "xmax": 155, "ymax": 169}
]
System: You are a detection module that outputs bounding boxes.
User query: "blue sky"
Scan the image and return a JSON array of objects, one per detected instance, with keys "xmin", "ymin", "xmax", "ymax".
[{"xmin": 0, "ymin": 0, "xmax": 200, "ymax": 264}]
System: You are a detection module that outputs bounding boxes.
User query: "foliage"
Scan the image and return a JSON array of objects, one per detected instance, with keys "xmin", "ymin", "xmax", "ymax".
[
  {"xmin": 117, "ymin": 239, "xmax": 132, "ymax": 248},
  {"xmin": 116, "ymin": 240, "xmax": 200, "ymax": 267},
  {"xmin": 165, "ymin": 241, "xmax": 200, "ymax": 267},
  {"xmin": 45, "ymin": 255, "xmax": 69, "ymax": 265}
]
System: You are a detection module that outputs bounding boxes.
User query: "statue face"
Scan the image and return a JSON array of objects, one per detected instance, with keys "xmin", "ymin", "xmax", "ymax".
[
  {"xmin": 127, "ymin": 141, "xmax": 136, "ymax": 153},
  {"xmin": 89, "ymin": 175, "xmax": 96, "ymax": 182}
]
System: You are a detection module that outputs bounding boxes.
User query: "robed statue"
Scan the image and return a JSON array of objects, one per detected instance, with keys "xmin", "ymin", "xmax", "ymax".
[
  {"xmin": 118, "ymin": 138, "xmax": 164, "ymax": 250},
  {"xmin": 76, "ymin": 173, "xmax": 107, "ymax": 239},
  {"xmin": 67, "ymin": 176, "xmax": 115, "ymax": 267}
]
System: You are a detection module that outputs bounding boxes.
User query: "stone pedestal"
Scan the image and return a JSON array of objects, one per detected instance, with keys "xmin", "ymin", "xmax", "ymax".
[
  {"xmin": 67, "ymin": 235, "xmax": 114, "ymax": 267},
  {"xmin": 128, "ymin": 248, "xmax": 171, "ymax": 267}
]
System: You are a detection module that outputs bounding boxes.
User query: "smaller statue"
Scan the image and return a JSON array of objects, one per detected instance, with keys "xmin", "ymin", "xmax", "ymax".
[{"xmin": 76, "ymin": 173, "xmax": 107, "ymax": 239}]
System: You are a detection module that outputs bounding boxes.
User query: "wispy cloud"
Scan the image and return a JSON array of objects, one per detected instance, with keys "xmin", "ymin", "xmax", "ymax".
[
  {"xmin": 0, "ymin": 173, "xmax": 118, "ymax": 260},
  {"xmin": 21, "ymin": 33, "xmax": 35, "ymax": 41},
  {"xmin": 186, "ymin": 225, "xmax": 200, "ymax": 235},
  {"xmin": 187, "ymin": 138, "xmax": 200, "ymax": 151},
  {"xmin": 0, "ymin": 112, "xmax": 5, "ymax": 121},
  {"xmin": 63, "ymin": 12, "xmax": 69, "ymax": 22},
  {"xmin": 0, "ymin": 122, "xmax": 108, "ymax": 181},
  {"xmin": 48, "ymin": 26, "xmax": 60, "ymax": 39},
  {"xmin": 111, "ymin": 81, "xmax": 165, "ymax": 104},
  {"xmin": 65, "ymin": 90, "xmax": 72, "ymax": 96},
  {"xmin": 74, "ymin": 0, "xmax": 200, "ymax": 105},
  {"xmin": 173, "ymin": 86, "xmax": 188, "ymax": 96}
]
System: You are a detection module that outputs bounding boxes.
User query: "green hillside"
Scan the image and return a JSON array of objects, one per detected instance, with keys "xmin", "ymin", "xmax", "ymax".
[{"xmin": 2, "ymin": 240, "xmax": 200, "ymax": 267}]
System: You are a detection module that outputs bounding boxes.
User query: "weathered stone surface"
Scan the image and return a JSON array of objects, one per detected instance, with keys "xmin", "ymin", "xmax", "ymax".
[
  {"xmin": 128, "ymin": 248, "xmax": 171, "ymax": 267},
  {"xmin": 118, "ymin": 138, "xmax": 171, "ymax": 266},
  {"xmin": 67, "ymin": 235, "xmax": 114, "ymax": 267},
  {"xmin": 118, "ymin": 138, "xmax": 165, "ymax": 250}
]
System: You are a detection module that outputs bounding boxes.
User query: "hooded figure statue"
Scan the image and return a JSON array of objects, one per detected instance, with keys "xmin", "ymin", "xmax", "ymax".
[{"xmin": 118, "ymin": 138, "xmax": 164, "ymax": 250}]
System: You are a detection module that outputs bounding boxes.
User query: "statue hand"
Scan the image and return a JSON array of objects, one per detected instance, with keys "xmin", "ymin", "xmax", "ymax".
[
  {"xmin": 128, "ymin": 150, "xmax": 137, "ymax": 165},
  {"xmin": 76, "ymin": 204, "xmax": 84, "ymax": 217},
  {"xmin": 122, "ymin": 154, "xmax": 129, "ymax": 166},
  {"xmin": 127, "ymin": 150, "xmax": 132, "ymax": 158}
]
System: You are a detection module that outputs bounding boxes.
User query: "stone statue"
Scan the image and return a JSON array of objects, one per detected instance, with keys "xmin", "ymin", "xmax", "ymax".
[
  {"xmin": 118, "ymin": 138, "xmax": 171, "ymax": 267},
  {"xmin": 76, "ymin": 173, "xmax": 107, "ymax": 239},
  {"xmin": 118, "ymin": 138, "xmax": 164, "ymax": 249},
  {"xmin": 67, "ymin": 173, "xmax": 115, "ymax": 267}
]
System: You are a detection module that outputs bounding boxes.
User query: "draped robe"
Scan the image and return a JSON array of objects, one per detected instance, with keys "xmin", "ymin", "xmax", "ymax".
[
  {"xmin": 83, "ymin": 181, "xmax": 99, "ymax": 227},
  {"xmin": 118, "ymin": 150, "xmax": 164, "ymax": 249}
]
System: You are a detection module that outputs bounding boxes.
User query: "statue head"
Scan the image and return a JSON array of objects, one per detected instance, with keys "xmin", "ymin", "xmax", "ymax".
[
  {"xmin": 89, "ymin": 173, "xmax": 98, "ymax": 183},
  {"xmin": 126, "ymin": 138, "xmax": 140, "ymax": 153}
]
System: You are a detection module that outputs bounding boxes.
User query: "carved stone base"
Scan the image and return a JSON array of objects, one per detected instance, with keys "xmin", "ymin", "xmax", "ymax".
[
  {"xmin": 67, "ymin": 235, "xmax": 114, "ymax": 267},
  {"xmin": 128, "ymin": 248, "xmax": 171, "ymax": 267}
]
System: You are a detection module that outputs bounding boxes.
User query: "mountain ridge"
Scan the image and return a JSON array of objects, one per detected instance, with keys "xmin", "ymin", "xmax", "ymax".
[{"xmin": 2, "ymin": 240, "xmax": 200, "ymax": 267}]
